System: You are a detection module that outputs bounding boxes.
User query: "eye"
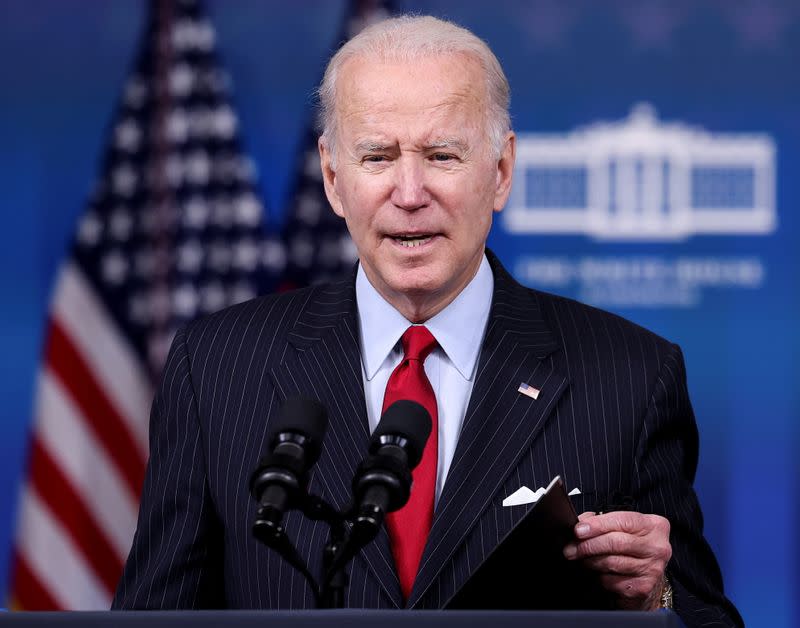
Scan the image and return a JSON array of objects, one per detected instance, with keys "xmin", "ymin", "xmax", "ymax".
[
  {"xmin": 363, "ymin": 155, "xmax": 387, "ymax": 163},
  {"xmin": 431, "ymin": 152, "xmax": 456, "ymax": 162}
]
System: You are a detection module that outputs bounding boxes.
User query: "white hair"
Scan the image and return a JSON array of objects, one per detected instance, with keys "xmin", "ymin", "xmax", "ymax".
[{"xmin": 318, "ymin": 15, "xmax": 511, "ymax": 164}]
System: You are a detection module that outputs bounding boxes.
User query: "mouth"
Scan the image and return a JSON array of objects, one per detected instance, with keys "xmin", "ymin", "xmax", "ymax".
[{"xmin": 389, "ymin": 233, "xmax": 437, "ymax": 248}]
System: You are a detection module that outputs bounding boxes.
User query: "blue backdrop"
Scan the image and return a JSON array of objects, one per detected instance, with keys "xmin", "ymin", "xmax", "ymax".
[{"xmin": 1, "ymin": 1, "xmax": 797, "ymax": 625}]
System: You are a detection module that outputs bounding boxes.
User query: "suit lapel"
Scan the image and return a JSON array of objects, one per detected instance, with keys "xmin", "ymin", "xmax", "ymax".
[
  {"xmin": 269, "ymin": 276, "xmax": 403, "ymax": 608},
  {"xmin": 409, "ymin": 252, "xmax": 568, "ymax": 607}
]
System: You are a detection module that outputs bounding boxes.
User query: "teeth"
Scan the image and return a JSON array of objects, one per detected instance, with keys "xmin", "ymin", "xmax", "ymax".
[{"xmin": 396, "ymin": 236, "xmax": 432, "ymax": 248}]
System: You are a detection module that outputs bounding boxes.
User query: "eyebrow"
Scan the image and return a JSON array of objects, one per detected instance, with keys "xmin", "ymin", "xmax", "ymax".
[
  {"xmin": 352, "ymin": 137, "xmax": 470, "ymax": 154},
  {"xmin": 354, "ymin": 140, "xmax": 394, "ymax": 153},
  {"xmin": 424, "ymin": 137, "xmax": 468, "ymax": 152}
]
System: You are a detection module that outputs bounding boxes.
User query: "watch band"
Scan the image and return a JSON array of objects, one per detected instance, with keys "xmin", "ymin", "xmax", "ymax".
[{"xmin": 660, "ymin": 574, "xmax": 674, "ymax": 609}]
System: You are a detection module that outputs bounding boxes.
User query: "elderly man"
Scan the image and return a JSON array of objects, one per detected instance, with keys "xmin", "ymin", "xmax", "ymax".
[{"xmin": 113, "ymin": 15, "xmax": 742, "ymax": 626}]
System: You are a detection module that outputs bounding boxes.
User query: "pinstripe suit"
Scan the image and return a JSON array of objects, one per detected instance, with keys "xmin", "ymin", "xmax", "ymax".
[{"xmin": 113, "ymin": 250, "xmax": 742, "ymax": 627}]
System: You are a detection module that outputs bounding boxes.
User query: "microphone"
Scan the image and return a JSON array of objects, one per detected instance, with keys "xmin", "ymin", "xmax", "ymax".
[
  {"xmin": 351, "ymin": 399, "xmax": 432, "ymax": 535},
  {"xmin": 249, "ymin": 397, "xmax": 328, "ymax": 529}
]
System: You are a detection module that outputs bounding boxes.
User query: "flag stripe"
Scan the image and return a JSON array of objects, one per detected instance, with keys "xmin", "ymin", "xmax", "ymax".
[
  {"xmin": 16, "ymin": 488, "xmax": 110, "ymax": 609},
  {"xmin": 52, "ymin": 263, "xmax": 151, "ymax": 456},
  {"xmin": 36, "ymin": 369, "xmax": 139, "ymax": 556},
  {"xmin": 9, "ymin": 552, "xmax": 60, "ymax": 611},
  {"xmin": 45, "ymin": 319, "xmax": 146, "ymax": 497},
  {"xmin": 28, "ymin": 438, "xmax": 123, "ymax": 595}
]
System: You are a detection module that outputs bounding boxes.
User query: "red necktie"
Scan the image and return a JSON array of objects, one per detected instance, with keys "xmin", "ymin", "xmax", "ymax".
[{"xmin": 382, "ymin": 325, "xmax": 438, "ymax": 601}]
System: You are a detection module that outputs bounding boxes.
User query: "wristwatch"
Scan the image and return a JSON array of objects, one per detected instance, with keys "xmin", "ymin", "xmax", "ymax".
[{"xmin": 660, "ymin": 574, "xmax": 674, "ymax": 609}]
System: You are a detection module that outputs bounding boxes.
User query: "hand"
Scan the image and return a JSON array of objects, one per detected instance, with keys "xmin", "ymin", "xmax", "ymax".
[{"xmin": 563, "ymin": 511, "xmax": 672, "ymax": 610}]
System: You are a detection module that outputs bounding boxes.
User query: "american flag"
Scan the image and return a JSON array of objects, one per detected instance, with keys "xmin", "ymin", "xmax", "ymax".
[
  {"xmin": 9, "ymin": 0, "xmax": 284, "ymax": 609},
  {"xmin": 280, "ymin": 0, "xmax": 393, "ymax": 289}
]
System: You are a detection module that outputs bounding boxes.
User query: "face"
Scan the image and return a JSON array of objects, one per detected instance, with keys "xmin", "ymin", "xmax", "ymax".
[{"xmin": 319, "ymin": 53, "xmax": 515, "ymax": 321}]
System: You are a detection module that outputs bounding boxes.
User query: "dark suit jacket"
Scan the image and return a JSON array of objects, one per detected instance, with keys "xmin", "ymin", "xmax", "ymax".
[{"xmin": 113, "ymin": 251, "xmax": 742, "ymax": 626}]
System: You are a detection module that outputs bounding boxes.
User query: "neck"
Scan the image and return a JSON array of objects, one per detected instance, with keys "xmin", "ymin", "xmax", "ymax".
[{"xmin": 364, "ymin": 254, "xmax": 484, "ymax": 323}]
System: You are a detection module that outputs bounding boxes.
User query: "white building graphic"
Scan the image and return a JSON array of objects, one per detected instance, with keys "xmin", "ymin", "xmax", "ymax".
[{"xmin": 504, "ymin": 104, "xmax": 776, "ymax": 240}]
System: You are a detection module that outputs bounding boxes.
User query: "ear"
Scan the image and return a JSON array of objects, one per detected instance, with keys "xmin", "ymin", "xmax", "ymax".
[
  {"xmin": 319, "ymin": 137, "xmax": 345, "ymax": 218},
  {"xmin": 493, "ymin": 131, "xmax": 516, "ymax": 213}
]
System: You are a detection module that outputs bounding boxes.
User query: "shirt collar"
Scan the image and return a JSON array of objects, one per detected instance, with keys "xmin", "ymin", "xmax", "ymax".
[{"xmin": 356, "ymin": 254, "xmax": 494, "ymax": 381}]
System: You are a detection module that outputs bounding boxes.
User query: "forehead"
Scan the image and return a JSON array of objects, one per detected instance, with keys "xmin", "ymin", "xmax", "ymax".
[{"xmin": 335, "ymin": 53, "xmax": 487, "ymax": 141}]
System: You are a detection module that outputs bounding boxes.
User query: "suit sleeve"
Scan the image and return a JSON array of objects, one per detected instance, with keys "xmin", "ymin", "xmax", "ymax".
[
  {"xmin": 112, "ymin": 327, "xmax": 225, "ymax": 609},
  {"xmin": 632, "ymin": 343, "xmax": 743, "ymax": 627},
  {"xmin": 634, "ymin": 345, "xmax": 744, "ymax": 628}
]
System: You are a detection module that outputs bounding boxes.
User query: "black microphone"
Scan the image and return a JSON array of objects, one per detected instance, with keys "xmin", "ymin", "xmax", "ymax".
[
  {"xmin": 351, "ymin": 400, "xmax": 432, "ymax": 536},
  {"xmin": 249, "ymin": 397, "xmax": 328, "ymax": 529}
]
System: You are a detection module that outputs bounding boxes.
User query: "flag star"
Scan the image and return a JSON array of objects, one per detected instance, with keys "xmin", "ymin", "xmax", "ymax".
[
  {"xmin": 173, "ymin": 18, "xmax": 215, "ymax": 52},
  {"xmin": 183, "ymin": 197, "xmax": 209, "ymax": 228},
  {"xmin": 186, "ymin": 150, "xmax": 211, "ymax": 185},
  {"xmin": 262, "ymin": 239, "xmax": 287, "ymax": 271},
  {"xmin": 172, "ymin": 284, "xmax": 199, "ymax": 318},
  {"xmin": 166, "ymin": 108, "xmax": 189, "ymax": 143},
  {"xmin": 213, "ymin": 105, "xmax": 237, "ymax": 139},
  {"xmin": 233, "ymin": 239, "xmax": 259, "ymax": 271},
  {"xmin": 77, "ymin": 213, "xmax": 103, "ymax": 246},
  {"xmin": 115, "ymin": 119, "xmax": 142, "ymax": 151},
  {"xmin": 177, "ymin": 239, "xmax": 204, "ymax": 273},
  {"xmin": 234, "ymin": 194, "xmax": 261, "ymax": 226},
  {"xmin": 102, "ymin": 250, "xmax": 129, "ymax": 285},
  {"xmin": 170, "ymin": 63, "xmax": 195, "ymax": 97},
  {"xmin": 109, "ymin": 207, "xmax": 133, "ymax": 241},
  {"xmin": 112, "ymin": 163, "xmax": 138, "ymax": 196}
]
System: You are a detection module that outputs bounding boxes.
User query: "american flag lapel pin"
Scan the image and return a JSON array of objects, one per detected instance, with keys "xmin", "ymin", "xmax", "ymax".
[{"xmin": 517, "ymin": 382, "xmax": 540, "ymax": 400}]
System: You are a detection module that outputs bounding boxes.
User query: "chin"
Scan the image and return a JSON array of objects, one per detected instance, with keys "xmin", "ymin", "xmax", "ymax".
[{"xmin": 386, "ymin": 270, "xmax": 448, "ymax": 299}]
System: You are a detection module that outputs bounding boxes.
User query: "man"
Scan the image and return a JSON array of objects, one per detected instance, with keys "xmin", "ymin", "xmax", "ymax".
[{"xmin": 113, "ymin": 15, "xmax": 742, "ymax": 626}]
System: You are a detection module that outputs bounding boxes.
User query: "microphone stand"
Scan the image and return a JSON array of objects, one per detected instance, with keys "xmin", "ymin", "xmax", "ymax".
[
  {"xmin": 252, "ymin": 490, "xmax": 361, "ymax": 609},
  {"xmin": 301, "ymin": 495, "xmax": 350, "ymax": 608},
  {"xmin": 252, "ymin": 502, "xmax": 321, "ymax": 607}
]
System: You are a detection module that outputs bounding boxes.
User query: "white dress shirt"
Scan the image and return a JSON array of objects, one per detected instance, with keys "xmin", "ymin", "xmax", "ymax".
[{"xmin": 356, "ymin": 255, "xmax": 494, "ymax": 502}]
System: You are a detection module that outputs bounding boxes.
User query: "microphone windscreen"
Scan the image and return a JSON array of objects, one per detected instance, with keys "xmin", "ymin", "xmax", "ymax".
[
  {"xmin": 373, "ymin": 400, "xmax": 432, "ymax": 468},
  {"xmin": 269, "ymin": 397, "xmax": 328, "ymax": 463}
]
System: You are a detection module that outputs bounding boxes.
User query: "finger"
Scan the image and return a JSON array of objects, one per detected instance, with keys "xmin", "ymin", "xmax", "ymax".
[
  {"xmin": 581, "ymin": 554, "xmax": 647, "ymax": 576},
  {"xmin": 574, "ymin": 512, "xmax": 669, "ymax": 540},
  {"xmin": 564, "ymin": 531, "xmax": 656, "ymax": 560},
  {"xmin": 577, "ymin": 511, "xmax": 596, "ymax": 522}
]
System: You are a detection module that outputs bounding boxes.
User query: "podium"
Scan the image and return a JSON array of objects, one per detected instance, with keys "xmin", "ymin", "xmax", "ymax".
[{"xmin": 0, "ymin": 610, "xmax": 684, "ymax": 627}]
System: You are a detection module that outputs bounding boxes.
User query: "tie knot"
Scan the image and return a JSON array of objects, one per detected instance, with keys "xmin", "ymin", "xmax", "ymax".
[{"xmin": 401, "ymin": 325, "xmax": 437, "ymax": 362}]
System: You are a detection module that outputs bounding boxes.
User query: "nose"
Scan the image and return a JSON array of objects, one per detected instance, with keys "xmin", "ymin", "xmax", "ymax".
[{"xmin": 390, "ymin": 155, "xmax": 430, "ymax": 211}]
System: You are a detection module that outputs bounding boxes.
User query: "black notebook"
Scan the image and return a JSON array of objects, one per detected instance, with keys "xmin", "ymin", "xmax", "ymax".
[{"xmin": 445, "ymin": 476, "xmax": 613, "ymax": 610}]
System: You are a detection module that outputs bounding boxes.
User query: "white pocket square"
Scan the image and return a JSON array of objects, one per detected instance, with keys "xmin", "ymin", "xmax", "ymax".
[
  {"xmin": 502, "ymin": 483, "xmax": 582, "ymax": 506},
  {"xmin": 502, "ymin": 485, "xmax": 545, "ymax": 506}
]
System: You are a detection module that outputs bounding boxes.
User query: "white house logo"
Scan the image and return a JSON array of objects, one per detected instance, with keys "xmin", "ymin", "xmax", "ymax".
[{"xmin": 504, "ymin": 103, "xmax": 776, "ymax": 240}]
